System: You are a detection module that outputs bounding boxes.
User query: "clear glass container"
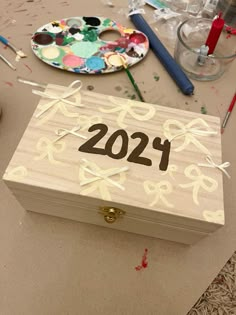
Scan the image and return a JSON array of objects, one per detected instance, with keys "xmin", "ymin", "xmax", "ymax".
[{"xmin": 174, "ymin": 17, "xmax": 236, "ymax": 81}]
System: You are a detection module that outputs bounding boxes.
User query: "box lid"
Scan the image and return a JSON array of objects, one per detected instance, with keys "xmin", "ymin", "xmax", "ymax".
[{"xmin": 3, "ymin": 82, "xmax": 225, "ymax": 230}]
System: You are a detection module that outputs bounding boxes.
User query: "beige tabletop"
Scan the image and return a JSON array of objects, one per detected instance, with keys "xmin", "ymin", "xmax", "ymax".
[{"xmin": 0, "ymin": 1, "xmax": 236, "ymax": 314}]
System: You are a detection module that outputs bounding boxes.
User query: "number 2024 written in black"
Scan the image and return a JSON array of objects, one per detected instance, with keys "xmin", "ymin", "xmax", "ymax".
[{"xmin": 78, "ymin": 123, "xmax": 171, "ymax": 171}]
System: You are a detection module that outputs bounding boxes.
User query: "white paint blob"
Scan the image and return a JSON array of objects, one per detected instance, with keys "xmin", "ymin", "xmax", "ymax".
[{"xmin": 41, "ymin": 46, "xmax": 60, "ymax": 59}]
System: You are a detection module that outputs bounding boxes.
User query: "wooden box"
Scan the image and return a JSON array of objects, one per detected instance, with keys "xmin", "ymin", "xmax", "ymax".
[{"xmin": 3, "ymin": 82, "xmax": 225, "ymax": 244}]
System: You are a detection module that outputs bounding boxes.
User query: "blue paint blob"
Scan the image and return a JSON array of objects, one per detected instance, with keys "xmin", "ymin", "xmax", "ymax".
[
  {"xmin": 52, "ymin": 62, "xmax": 60, "ymax": 66},
  {"xmin": 85, "ymin": 56, "xmax": 105, "ymax": 71},
  {"xmin": 73, "ymin": 68, "xmax": 81, "ymax": 73}
]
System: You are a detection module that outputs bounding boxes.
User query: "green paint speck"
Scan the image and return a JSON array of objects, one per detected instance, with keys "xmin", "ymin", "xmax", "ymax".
[
  {"xmin": 153, "ymin": 73, "xmax": 160, "ymax": 81},
  {"xmin": 127, "ymin": 94, "xmax": 136, "ymax": 100},
  {"xmin": 201, "ymin": 106, "xmax": 207, "ymax": 114}
]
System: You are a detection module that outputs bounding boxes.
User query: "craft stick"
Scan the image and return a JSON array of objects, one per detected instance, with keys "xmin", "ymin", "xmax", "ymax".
[{"xmin": 0, "ymin": 53, "xmax": 16, "ymax": 70}]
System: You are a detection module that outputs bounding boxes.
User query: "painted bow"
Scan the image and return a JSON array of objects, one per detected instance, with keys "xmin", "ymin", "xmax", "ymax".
[
  {"xmin": 99, "ymin": 96, "xmax": 155, "ymax": 128},
  {"xmin": 203, "ymin": 210, "xmax": 224, "ymax": 224},
  {"xmin": 163, "ymin": 118, "xmax": 217, "ymax": 154},
  {"xmin": 54, "ymin": 126, "xmax": 87, "ymax": 143},
  {"xmin": 79, "ymin": 159, "xmax": 129, "ymax": 200},
  {"xmin": 35, "ymin": 137, "xmax": 65, "ymax": 164},
  {"xmin": 198, "ymin": 155, "xmax": 231, "ymax": 179},
  {"xmin": 180, "ymin": 164, "xmax": 218, "ymax": 205},
  {"xmin": 6, "ymin": 166, "xmax": 28, "ymax": 180},
  {"xmin": 144, "ymin": 180, "xmax": 173, "ymax": 208},
  {"xmin": 33, "ymin": 80, "xmax": 83, "ymax": 124}
]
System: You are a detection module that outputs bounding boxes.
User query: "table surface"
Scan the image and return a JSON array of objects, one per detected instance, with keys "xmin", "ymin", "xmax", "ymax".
[{"xmin": 0, "ymin": 1, "xmax": 236, "ymax": 314}]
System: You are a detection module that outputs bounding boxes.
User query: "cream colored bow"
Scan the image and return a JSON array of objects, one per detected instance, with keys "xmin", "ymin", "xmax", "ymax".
[
  {"xmin": 203, "ymin": 210, "xmax": 224, "ymax": 224},
  {"xmin": 198, "ymin": 155, "xmax": 231, "ymax": 179},
  {"xmin": 144, "ymin": 180, "xmax": 173, "ymax": 208},
  {"xmin": 99, "ymin": 96, "xmax": 155, "ymax": 128},
  {"xmin": 54, "ymin": 126, "xmax": 87, "ymax": 143},
  {"xmin": 180, "ymin": 164, "xmax": 218, "ymax": 205},
  {"xmin": 35, "ymin": 137, "xmax": 65, "ymax": 164},
  {"xmin": 79, "ymin": 159, "xmax": 129, "ymax": 200},
  {"xmin": 163, "ymin": 118, "xmax": 217, "ymax": 154},
  {"xmin": 33, "ymin": 80, "xmax": 83, "ymax": 120},
  {"xmin": 6, "ymin": 166, "xmax": 28, "ymax": 180}
]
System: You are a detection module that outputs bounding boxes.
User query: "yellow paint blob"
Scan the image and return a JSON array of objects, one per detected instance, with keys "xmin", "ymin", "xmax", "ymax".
[
  {"xmin": 41, "ymin": 46, "xmax": 60, "ymax": 59},
  {"xmin": 108, "ymin": 54, "xmax": 125, "ymax": 67},
  {"xmin": 123, "ymin": 28, "xmax": 135, "ymax": 34}
]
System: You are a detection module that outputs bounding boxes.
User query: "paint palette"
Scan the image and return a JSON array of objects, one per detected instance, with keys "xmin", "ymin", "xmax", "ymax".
[{"xmin": 31, "ymin": 16, "xmax": 149, "ymax": 74}]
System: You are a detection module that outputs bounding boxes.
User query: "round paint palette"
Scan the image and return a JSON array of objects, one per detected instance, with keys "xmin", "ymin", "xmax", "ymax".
[{"xmin": 31, "ymin": 16, "xmax": 149, "ymax": 74}]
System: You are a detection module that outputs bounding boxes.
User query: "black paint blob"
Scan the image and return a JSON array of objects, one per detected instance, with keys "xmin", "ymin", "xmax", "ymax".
[
  {"xmin": 83, "ymin": 17, "xmax": 101, "ymax": 26},
  {"xmin": 52, "ymin": 22, "xmax": 60, "ymax": 27},
  {"xmin": 69, "ymin": 27, "xmax": 80, "ymax": 35}
]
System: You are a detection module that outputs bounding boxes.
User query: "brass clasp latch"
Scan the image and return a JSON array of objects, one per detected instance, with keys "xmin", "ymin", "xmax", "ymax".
[{"xmin": 99, "ymin": 206, "xmax": 126, "ymax": 224}]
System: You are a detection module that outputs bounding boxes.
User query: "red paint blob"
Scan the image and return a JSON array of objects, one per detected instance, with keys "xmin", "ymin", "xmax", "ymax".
[
  {"xmin": 129, "ymin": 32, "xmax": 146, "ymax": 44},
  {"xmin": 4, "ymin": 81, "xmax": 13, "ymax": 87},
  {"xmin": 135, "ymin": 248, "xmax": 148, "ymax": 271},
  {"xmin": 55, "ymin": 37, "xmax": 64, "ymax": 46},
  {"xmin": 33, "ymin": 33, "xmax": 54, "ymax": 45},
  {"xmin": 62, "ymin": 55, "xmax": 84, "ymax": 67},
  {"xmin": 24, "ymin": 63, "xmax": 32, "ymax": 73}
]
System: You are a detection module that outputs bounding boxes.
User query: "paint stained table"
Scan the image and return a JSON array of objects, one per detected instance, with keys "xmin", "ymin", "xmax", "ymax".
[{"xmin": 1, "ymin": 1, "xmax": 236, "ymax": 315}]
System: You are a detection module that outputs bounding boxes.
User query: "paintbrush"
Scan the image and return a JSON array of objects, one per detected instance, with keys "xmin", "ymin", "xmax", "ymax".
[
  {"xmin": 221, "ymin": 92, "xmax": 236, "ymax": 134},
  {"xmin": 0, "ymin": 35, "xmax": 27, "ymax": 58},
  {"xmin": 0, "ymin": 53, "xmax": 16, "ymax": 70},
  {"xmin": 119, "ymin": 55, "xmax": 145, "ymax": 102}
]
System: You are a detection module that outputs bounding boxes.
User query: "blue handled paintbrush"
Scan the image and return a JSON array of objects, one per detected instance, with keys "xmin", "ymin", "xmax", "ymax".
[{"xmin": 0, "ymin": 35, "xmax": 27, "ymax": 58}]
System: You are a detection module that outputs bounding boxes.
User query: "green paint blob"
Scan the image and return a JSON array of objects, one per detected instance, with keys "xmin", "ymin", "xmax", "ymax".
[
  {"xmin": 71, "ymin": 42, "xmax": 102, "ymax": 58},
  {"xmin": 103, "ymin": 18, "xmax": 113, "ymax": 27},
  {"xmin": 63, "ymin": 37, "xmax": 75, "ymax": 45},
  {"xmin": 83, "ymin": 29, "xmax": 98, "ymax": 42},
  {"xmin": 201, "ymin": 106, "xmax": 207, "ymax": 114}
]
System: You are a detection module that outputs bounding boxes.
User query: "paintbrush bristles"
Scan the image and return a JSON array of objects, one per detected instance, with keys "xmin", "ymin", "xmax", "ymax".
[
  {"xmin": 119, "ymin": 55, "xmax": 127, "ymax": 69},
  {"xmin": 8, "ymin": 42, "xmax": 27, "ymax": 58},
  {"xmin": 16, "ymin": 50, "xmax": 27, "ymax": 58}
]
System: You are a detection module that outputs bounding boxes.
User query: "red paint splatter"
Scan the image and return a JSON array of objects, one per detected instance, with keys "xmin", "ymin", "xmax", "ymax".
[
  {"xmin": 4, "ymin": 81, "xmax": 14, "ymax": 87},
  {"xmin": 226, "ymin": 26, "xmax": 236, "ymax": 35},
  {"xmin": 135, "ymin": 248, "xmax": 148, "ymax": 271},
  {"xmin": 211, "ymin": 86, "xmax": 219, "ymax": 95},
  {"xmin": 24, "ymin": 63, "xmax": 32, "ymax": 73}
]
